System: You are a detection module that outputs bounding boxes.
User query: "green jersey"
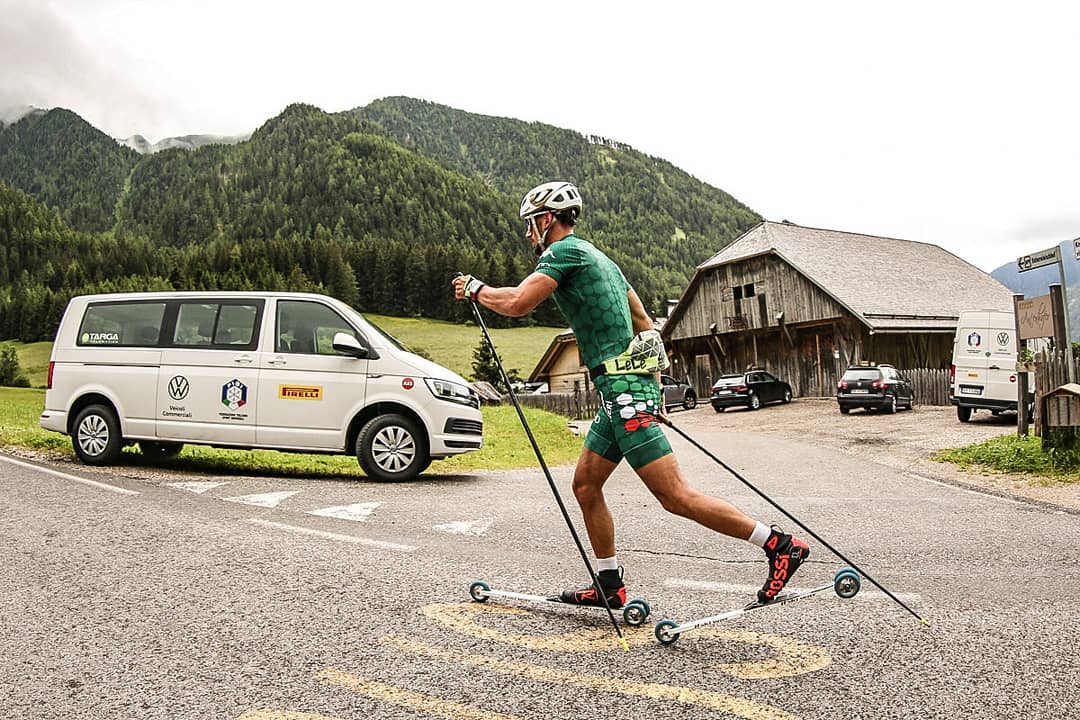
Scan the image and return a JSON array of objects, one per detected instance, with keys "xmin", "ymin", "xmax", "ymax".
[{"xmin": 534, "ymin": 234, "xmax": 633, "ymax": 370}]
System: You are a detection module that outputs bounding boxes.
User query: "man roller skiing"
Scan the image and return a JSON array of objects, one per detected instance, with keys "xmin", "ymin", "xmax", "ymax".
[{"xmin": 452, "ymin": 181, "xmax": 810, "ymax": 607}]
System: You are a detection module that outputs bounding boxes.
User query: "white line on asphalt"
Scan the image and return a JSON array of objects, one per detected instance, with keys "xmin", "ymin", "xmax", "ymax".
[
  {"xmin": 167, "ymin": 481, "xmax": 228, "ymax": 494},
  {"xmin": 664, "ymin": 577, "xmax": 921, "ymax": 604},
  {"xmin": 244, "ymin": 518, "xmax": 416, "ymax": 552},
  {"xmin": 0, "ymin": 454, "xmax": 139, "ymax": 496},
  {"xmin": 307, "ymin": 502, "xmax": 381, "ymax": 522},
  {"xmin": 224, "ymin": 490, "xmax": 299, "ymax": 508},
  {"xmin": 432, "ymin": 517, "xmax": 494, "ymax": 536}
]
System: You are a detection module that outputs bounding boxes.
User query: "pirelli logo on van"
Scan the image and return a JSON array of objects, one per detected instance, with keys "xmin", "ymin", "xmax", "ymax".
[{"xmin": 278, "ymin": 384, "xmax": 323, "ymax": 401}]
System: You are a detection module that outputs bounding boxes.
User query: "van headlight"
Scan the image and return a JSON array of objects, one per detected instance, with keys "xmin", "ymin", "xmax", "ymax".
[{"xmin": 425, "ymin": 378, "xmax": 478, "ymax": 408}]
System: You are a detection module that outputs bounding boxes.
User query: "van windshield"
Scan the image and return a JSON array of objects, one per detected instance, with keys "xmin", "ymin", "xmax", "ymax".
[{"xmin": 361, "ymin": 316, "xmax": 408, "ymax": 352}]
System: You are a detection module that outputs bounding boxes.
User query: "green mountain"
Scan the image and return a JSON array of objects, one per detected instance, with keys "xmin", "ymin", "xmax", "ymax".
[
  {"xmin": 0, "ymin": 108, "xmax": 139, "ymax": 232},
  {"xmin": 0, "ymin": 97, "xmax": 761, "ymax": 332},
  {"xmin": 354, "ymin": 97, "xmax": 761, "ymax": 303}
]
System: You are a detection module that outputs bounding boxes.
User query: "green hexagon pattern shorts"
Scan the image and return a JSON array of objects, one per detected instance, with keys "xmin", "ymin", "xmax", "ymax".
[{"xmin": 585, "ymin": 374, "xmax": 673, "ymax": 470}]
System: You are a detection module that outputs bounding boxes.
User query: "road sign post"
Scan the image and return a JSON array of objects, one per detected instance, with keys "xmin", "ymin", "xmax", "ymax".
[{"xmin": 1018, "ymin": 244, "xmax": 1073, "ymax": 383}]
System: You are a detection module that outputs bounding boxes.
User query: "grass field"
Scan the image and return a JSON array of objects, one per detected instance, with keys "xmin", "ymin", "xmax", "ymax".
[
  {"xmin": 0, "ymin": 387, "xmax": 583, "ymax": 478},
  {"xmin": 366, "ymin": 314, "xmax": 562, "ymax": 380},
  {"xmin": 1, "ymin": 341, "xmax": 52, "ymax": 388}
]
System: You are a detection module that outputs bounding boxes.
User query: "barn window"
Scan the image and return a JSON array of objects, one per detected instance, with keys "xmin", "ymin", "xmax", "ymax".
[
  {"xmin": 743, "ymin": 283, "xmax": 755, "ymax": 297},
  {"xmin": 733, "ymin": 286, "xmax": 743, "ymax": 300}
]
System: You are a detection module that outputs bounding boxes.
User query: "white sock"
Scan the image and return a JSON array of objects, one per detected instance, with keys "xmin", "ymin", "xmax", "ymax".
[
  {"xmin": 596, "ymin": 556, "xmax": 619, "ymax": 572},
  {"xmin": 747, "ymin": 521, "xmax": 771, "ymax": 548}
]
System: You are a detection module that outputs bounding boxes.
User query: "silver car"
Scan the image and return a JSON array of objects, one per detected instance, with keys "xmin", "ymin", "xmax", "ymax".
[{"xmin": 660, "ymin": 374, "xmax": 698, "ymax": 411}]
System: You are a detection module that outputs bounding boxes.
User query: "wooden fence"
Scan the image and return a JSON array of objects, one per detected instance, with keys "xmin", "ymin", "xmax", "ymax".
[
  {"xmin": 896, "ymin": 367, "xmax": 951, "ymax": 406},
  {"xmin": 1032, "ymin": 349, "xmax": 1080, "ymax": 437},
  {"xmin": 508, "ymin": 391, "xmax": 601, "ymax": 420}
]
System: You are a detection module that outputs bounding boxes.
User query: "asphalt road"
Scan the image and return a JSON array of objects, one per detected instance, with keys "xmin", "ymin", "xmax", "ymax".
[{"xmin": 2, "ymin": 407, "xmax": 1077, "ymax": 720}]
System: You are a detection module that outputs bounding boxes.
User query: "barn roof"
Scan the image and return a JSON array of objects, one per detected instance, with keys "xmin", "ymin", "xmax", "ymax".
[{"xmin": 686, "ymin": 221, "xmax": 1014, "ymax": 331}]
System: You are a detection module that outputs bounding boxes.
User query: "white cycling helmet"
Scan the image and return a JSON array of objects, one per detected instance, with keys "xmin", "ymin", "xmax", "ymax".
[{"xmin": 519, "ymin": 181, "xmax": 582, "ymax": 220}]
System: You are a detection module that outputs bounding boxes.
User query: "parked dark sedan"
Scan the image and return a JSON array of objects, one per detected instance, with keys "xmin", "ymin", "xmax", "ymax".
[
  {"xmin": 710, "ymin": 370, "xmax": 792, "ymax": 412},
  {"xmin": 836, "ymin": 364, "xmax": 914, "ymax": 414}
]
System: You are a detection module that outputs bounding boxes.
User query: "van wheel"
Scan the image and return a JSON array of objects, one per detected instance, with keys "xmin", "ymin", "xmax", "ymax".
[
  {"xmin": 139, "ymin": 441, "xmax": 183, "ymax": 459},
  {"xmin": 957, "ymin": 406, "xmax": 972, "ymax": 423},
  {"xmin": 72, "ymin": 404, "xmax": 123, "ymax": 465},
  {"xmin": 356, "ymin": 414, "xmax": 431, "ymax": 482}
]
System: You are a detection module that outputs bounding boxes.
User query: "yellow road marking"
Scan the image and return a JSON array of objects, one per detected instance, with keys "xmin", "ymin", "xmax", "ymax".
[
  {"xmin": 711, "ymin": 631, "xmax": 831, "ymax": 680},
  {"xmin": 421, "ymin": 601, "xmax": 647, "ymax": 651},
  {"xmin": 421, "ymin": 602, "xmax": 830, "ymax": 678},
  {"xmin": 318, "ymin": 668, "xmax": 520, "ymax": 720},
  {"xmin": 238, "ymin": 712, "xmax": 344, "ymax": 720},
  {"xmin": 381, "ymin": 635, "xmax": 802, "ymax": 720}
]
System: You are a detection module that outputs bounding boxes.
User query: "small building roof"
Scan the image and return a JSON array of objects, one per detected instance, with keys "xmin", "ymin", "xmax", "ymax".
[{"xmin": 689, "ymin": 221, "xmax": 1014, "ymax": 331}]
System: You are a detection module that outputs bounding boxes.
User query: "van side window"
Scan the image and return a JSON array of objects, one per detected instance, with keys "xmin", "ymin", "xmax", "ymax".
[
  {"xmin": 174, "ymin": 302, "xmax": 260, "ymax": 348},
  {"xmin": 78, "ymin": 302, "xmax": 166, "ymax": 347},
  {"xmin": 277, "ymin": 301, "xmax": 358, "ymax": 355}
]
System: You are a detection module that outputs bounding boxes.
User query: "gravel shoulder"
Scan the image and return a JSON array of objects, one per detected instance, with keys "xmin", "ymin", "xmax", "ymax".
[{"xmin": 665, "ymin": 397, "xmax": 1080, "ymax": 513}]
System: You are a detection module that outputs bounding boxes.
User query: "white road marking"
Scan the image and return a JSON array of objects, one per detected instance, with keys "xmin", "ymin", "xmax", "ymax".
[
  {"xmin": 223, "ymin": 490, "xmax": 299, "ymax": 508},
  {"xmin": 244, "ymin": 519, "xmax": 416, "ymax": 551},
  {"xmin": 307, "ymin": 502, "xmax": 381, "ymax": 522},
  {"xmin": 664, "ymin": 577, "xmax": 921, "ymax": 604},
  {"xmin": 0, "ymin": 455, "xmax": 138, "ymax": 496},
  {"xmin": 167, "ymin": 481, "xmax": 228, "ymax": 494},
  {"xmin": 433, "ymin": 517, "xmax": 494, "ymax": 536}
]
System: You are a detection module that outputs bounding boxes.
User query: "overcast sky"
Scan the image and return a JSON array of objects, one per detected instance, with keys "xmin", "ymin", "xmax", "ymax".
[{"xmin": 2, "ymin": 0, "xmax": 1077, "ymax": 273}]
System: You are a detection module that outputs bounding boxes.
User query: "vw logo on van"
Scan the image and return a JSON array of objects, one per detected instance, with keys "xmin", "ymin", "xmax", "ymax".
[
  {"xmin": 168, "ymin": 375, "xmax": 189, "ymax": 401},
  {"xmin": 997, "ymin": 331, "xmax": 1011, "ymax": 346}
]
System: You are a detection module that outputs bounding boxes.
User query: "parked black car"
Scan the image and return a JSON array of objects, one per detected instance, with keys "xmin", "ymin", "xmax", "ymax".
[
  {"xmin": 836, "ymin": 364, "xmax": 914, "ymax": 414},
  {"xmin": 660, "ymin": 374, "xmax": 697, "ymax": 411},
  {"xmin": 710, "ymin": 370, "xmax": 792, "ymax": 412}
]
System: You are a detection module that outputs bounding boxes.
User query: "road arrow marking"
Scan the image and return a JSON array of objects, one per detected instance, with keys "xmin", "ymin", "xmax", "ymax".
[
  {"xmin": 245, "ymin": 519, "xmax": 415, "ymax": 552},
  {"xmin": 224, "ymin": 490, "xmax": 299, "ymax": 508},
  {"xmin": 307, "ymin": 502, "xmax": 381, "ymax": 522},
  {"xmin": 167, "ymin": 481, "xmax": 228, "ymax": 494},
  {"xmin": 433, "ymin": 517, "xmax": 494, "ymax": 536}
]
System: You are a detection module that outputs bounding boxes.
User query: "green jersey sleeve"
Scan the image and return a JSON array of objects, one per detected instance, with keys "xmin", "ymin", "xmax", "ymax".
[{"xmin": 534, "ymin": 241, "xmax": 581, "ymax": 285}]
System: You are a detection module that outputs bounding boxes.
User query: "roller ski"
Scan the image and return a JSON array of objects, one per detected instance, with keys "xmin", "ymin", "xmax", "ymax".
[
  {"xmin": 468, "ymin": 574, "xmax": 652, "ymax": 627},
  {"xmin": 653, "ymin": 567, "xmax": 861, "ymax": 645}
]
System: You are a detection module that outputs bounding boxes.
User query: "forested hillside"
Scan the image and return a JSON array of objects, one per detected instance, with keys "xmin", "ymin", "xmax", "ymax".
[
  {"xmin": 0, "ymin": 97, "xmax": 762, "ymax": 339},
  {"xmin": 355, "ymin": 97, "xmax": 761, "ymax": 303},
  {"xmin": 0, "ymin": 109, "xmax": 139, "ymax": 232}
]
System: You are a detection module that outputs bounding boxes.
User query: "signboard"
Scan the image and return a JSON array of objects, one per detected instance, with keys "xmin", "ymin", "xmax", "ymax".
[
  {"xmin": 1016, "ymin": 294, "xmax": 1054, "ymax": 340},
  {"xmin": 1017, "ymin": 245, "xmax": 1061, "ymax": 272},
  {"xmin": 1074, "ymin": 237, "xmax": 1080, "ymax": 261}
]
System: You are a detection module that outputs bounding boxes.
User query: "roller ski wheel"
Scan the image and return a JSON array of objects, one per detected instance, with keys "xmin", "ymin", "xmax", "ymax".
[
  {"xmin": 654, "ymin": 619, "xmax": 680, "ymax": 646},
  {"xmin": 833, "ymin": 568, "xmax": 861, "ymax": 599},
  {"xmin": 465, "ymin": 581, "xmax": 648, "ymax": 626},
  {"xmin": 469, "ymin": 580, "xmax": 490, "ymax": 603},
  {"xmin": 622, "ymin": 598, "xmax": 651, "ymax": 627}
]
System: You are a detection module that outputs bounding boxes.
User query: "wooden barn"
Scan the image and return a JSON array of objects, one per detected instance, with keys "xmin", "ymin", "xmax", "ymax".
[
  {"xmin": 528, "ymin": 329, "xmax": 589, "ymax": 394},
  {"xmin": 661, "ymin": 221, "xmax": 1015, "ymax": 397}
]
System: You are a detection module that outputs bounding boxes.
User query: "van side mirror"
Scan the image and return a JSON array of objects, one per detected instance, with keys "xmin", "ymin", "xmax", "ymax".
[{"xmin": 332, "ymin": 332, "xmax": 368, "ymax": 358}]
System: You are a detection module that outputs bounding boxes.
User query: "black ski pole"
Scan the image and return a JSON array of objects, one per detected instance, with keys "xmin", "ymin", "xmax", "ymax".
[
  {"xmin": 455, "ymin": 274, "xmax": 629, "ymax": 650},
  {"xmin": 660, "ymin": 416, "xmax": 929, "ymax": 627}
]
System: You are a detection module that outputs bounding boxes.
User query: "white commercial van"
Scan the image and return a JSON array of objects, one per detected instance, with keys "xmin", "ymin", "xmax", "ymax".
[
  {"xmin": 40, "ymin": 292, "xmax": 483, "ymax": 480},
  {"xmin": 949, "ymin": 309, "xmax": 1033, "ymax": 422}
]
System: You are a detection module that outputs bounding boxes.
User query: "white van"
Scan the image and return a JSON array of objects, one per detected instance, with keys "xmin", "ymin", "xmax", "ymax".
[
  {"xmin": 40, "ymin": 292, "xmax": 483, "ymax": 480},
  {"xmin": 949, "ymin": 309, "xmax": 1033, "ymax": 422}
]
